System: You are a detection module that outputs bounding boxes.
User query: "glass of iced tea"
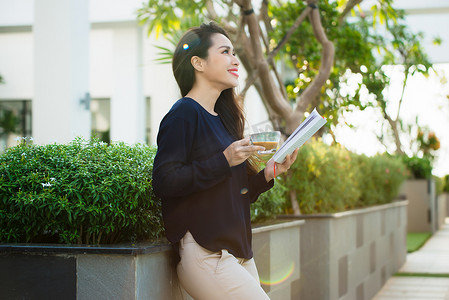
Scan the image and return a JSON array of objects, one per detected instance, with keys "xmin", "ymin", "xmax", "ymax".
[{"xmin": 250, "ymin": 131, "xmax": 281, "ymax": 157}]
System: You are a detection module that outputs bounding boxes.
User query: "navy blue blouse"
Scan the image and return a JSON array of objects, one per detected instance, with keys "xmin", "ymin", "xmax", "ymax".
[{"xmin": 152, "ymin": 97, "xmax": 274, "ymax": 259}]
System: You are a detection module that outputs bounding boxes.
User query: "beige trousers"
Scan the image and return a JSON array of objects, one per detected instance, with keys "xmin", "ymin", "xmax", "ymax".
[{"xmin": 177, "ymin": 231, "xmax": 270, "ymax": 300}]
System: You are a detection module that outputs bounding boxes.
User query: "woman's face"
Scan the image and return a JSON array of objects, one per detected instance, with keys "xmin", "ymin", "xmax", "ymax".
[{"xmin": 199, "ymin": 33, "xmax": 240, "ymax": 91}]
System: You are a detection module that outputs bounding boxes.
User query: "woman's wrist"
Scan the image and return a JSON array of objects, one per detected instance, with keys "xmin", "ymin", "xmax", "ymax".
[{"xmin": 264, "ymin": 165, "xmax": 274, "ymax": 182}]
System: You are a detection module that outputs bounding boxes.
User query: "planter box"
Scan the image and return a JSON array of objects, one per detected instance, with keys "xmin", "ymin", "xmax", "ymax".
[
  {"xmin": 0, "ymin": 220, "xmax": 304, "ymax": 300},
  {"xmin": 438, "ymin": 192, "xmax": 449, "ymax": 229},
  {"xmin": 280, "ymin": 200, "xmax": 408, "ymax": 300},
  {"xmin": 400, "ymin": 179, "xmax": 437, "ymax": 233},
  {"xmin": 0, "ymin": 243, "xmax": 181, "ymax": 300},
  {"xmin": 252, "ymin": 220, "xmax": 304, "ymax": 299}
]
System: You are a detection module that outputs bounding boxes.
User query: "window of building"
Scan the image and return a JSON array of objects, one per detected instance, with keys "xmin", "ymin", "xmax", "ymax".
[
  {"xmin": 91, "ymin": 98, "xmax": 110, "ymax": 143},
  {"xmin": 0, "ymin": 100, "xmax": 32, "ymax": 152},
  {"xmin": 0, "ymin": 97, "xmax": 151, "ymax": 151},
  {"xmin": 90, "ymin": 97, "xmax": 151, "ymax": 144}
]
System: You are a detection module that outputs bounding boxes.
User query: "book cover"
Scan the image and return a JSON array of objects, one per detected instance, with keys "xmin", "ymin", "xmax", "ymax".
[{"xmin": 272, "ymin": 108, "xmax": 327, "ymax": 163}]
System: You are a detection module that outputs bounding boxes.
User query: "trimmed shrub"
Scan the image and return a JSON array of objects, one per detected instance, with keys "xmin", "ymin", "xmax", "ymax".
[
  {"xmin": 1, "ymin": 136, "xmax": 410, "ymax": 244},
  {"xmin": 0, "ymin": 138, "xmax": 163, "ymax": 244},
  {"xmin": 251, "ymin": 177, "xmax": 288, "ymax": 223},
  {"xmin": 285, "ymin": 139, "xmax": 361, "ymax": 214},
  {"xmin": 356, "ymin": 154, "xmax": 408, "ymax": 206},
  {"xmin": 434, "ymin": 176, "xmax": 445, "ymax": 196},
  {"xmin": 284, "ymin": 139, "xmax": 408, "ymax": 214},
  {"xmin": 443, "ymin": 175, "xmax": 449, "ymax": 193},
  {"xmin": 400, "ymin": 155, "xmax": 432, "ymax": 179}
]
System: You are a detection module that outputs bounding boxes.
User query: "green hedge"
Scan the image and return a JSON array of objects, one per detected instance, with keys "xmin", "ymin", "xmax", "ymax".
[
  {"xmin": 250, "ymin": 177, "xmax": 288, "ymax": 223},
  {"xmin": 284, "ymin": 139, "xmax": 408, "ymax": 214},
  {"xmin": 356, "ymin": 153, "xmax": 408, "ymax": 207},
  {"xmin": 435, "ymin": 176, "xmax": 444, "ymax": 196},
  {"xmin": 443, "ymin": 175, "xmax": 449, "ymax": 193},
  {"xmin": 0, "ymin": 138, "xmax": 162, "ymax": 244},
  {"xmin": 400, "ymin": 155, "xmax": 432, "ymax": 179},
  {"xmin": 1, "ymin": 137, "xmax": 409, "ymax": 244}
]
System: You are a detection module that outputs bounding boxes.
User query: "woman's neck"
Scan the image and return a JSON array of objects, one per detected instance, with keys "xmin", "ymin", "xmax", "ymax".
[{"xmin": 185, "ymin": 84, "xmax": 221, "ymax": 116}]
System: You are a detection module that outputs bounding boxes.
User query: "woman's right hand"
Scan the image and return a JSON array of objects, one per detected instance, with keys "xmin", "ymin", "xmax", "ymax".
[{"xmin": 223, "ymin": 138, "xmax": 264, "ymax": 167}]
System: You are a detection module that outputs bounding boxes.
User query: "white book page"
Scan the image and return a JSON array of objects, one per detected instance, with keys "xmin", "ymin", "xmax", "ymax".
[
  {"xmin": 272, "ymin": 108, "xmax": 326, "ymax": 163},
  {"xmin": 277, "ymin": 109, "xmax": 319, "ymax": 154}
]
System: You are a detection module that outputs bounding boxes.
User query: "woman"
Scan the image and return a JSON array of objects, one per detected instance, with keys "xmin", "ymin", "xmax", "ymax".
[{"xmin": 152, "ymin": 22, "xmax": 298, "ymax": 300}]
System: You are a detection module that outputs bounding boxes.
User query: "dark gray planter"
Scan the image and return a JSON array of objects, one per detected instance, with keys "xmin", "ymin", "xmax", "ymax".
[{"xmin": 0, "ymin": 243, "xmax": 178, "ymax": 300}]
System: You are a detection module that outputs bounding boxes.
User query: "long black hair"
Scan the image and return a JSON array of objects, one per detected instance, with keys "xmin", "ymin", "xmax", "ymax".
[{"xmin": 172, "ymin": 22, "xmax": 258, "ymax": 175}]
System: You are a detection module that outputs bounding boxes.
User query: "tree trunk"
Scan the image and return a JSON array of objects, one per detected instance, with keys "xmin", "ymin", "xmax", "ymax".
[
  {"xmin": 290, "ymin": 189, "xmax": 301, "ymax": 215},
  {"xmin": 386, "ymin": 115, "xmax": 404, "ymax": 155}
]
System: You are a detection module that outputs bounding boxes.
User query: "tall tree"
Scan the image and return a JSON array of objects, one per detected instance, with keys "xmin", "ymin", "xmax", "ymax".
[
  {"xmin": 137, "ymin": 0, "xmax": 398, "ymax": 214},
  {"xmin": 138, "ymin": 0, "xmax": 395, "ymax": 135}
]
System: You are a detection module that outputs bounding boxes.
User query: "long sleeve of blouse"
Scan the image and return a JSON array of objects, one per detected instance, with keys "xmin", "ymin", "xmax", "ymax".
[{"xmin": 152, "ymin": 107, "xmax": 232, "ymax": 199}]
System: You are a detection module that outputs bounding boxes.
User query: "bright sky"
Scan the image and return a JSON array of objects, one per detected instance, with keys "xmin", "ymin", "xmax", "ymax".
[{"xmin": 333, "ymin": 63, "xmax": 449, "ymax": 177}]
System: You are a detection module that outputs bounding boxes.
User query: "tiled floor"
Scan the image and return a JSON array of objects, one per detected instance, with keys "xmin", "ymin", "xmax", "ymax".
[
  {"xmin": 373, "ymin": 221, "xmax": 449, "ymax": 300},
  {"xmin": 374, "ymin": 277, "xmax": 449, "ymax": 299}
]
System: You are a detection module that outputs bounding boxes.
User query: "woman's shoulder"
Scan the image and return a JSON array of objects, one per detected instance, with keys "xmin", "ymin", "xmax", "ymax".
[
  {"xmin": 166, "ymin": 97, "xmax": 200, "ymax": 121},
  {"xmin": 168, "ymin": 97, "xmax": 198, "ymax": 119}
]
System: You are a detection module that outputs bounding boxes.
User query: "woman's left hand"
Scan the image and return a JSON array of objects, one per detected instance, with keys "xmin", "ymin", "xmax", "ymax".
[{"xmin": 264, "ymin": 148, "xmax": 299, "ymax": 182}]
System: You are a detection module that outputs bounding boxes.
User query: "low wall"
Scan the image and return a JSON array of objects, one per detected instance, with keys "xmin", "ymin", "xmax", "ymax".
[
  {"xmin": 253, "ymin": 220, "xmax": 304, "ymax": 299},
  {"xmin": 280, "ymin": 200, "xmax": 408, "ymax": 300},
  {"xmin": 0, "ymin": 243, "xmax": 181, "ymax": 300},
  {"xmin": 0, "ymin": 220, "xmax": 304, "ymax": 300},
  {"xmin": 400, "ymin": 179, "xmax": 436, "ymax": 233},
  {"xmin": 438, "ymin": 193, "xmax": 449, "ymax": 228}
]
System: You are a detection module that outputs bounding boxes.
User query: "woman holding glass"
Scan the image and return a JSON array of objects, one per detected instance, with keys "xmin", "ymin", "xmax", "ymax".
[{"xmin": 152, "ymin": 22, "xmax": 298, "ymax": 300}]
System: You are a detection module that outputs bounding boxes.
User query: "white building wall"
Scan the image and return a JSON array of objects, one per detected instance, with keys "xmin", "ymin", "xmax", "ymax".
[
  {"xmin": 0, "ymin": 31, "xmax": 33, "ymax": 99},
  {"xmin": 89, "ymin": 28, "xmax": 114, "ymax": 99},
  {"xmin": 32, "ymin": 0, "xmax": 90, "ymax": 145},
  {"xmin": 141, "ymin": 31, "xmax": 179, "ymax": 145},
  {"xmin": 404, "ymin": 12, "xmax": 449, "ymax": 64},
  {"xmin": 0, "ymin": 0, "xmax": 448, "ymax": 149},
  {"xmin": 360, "ymin": 0, "xmax": 449, "ymax": 64},
  {"xmin": 109, "ymin": 25, "xmax": 144, "ymax": 144}
]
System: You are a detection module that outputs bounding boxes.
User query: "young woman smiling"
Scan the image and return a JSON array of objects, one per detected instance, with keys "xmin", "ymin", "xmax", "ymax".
[{"xmin": 152, "ymin": 22, "xmax": 298, "ymax": 300}]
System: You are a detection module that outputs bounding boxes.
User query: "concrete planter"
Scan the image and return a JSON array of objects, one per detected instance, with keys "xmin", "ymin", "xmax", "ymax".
[
  {"xmin": 400, "ymin": 179, "xmax": 437, "ymax": 233},
  {"xmin": 252, "ymin": 220, "xmax": 304, "ymax": 299},
  {"xmin": 0, "ymin": 220, "xmax": 304, "ymax": 300},
  {"xmin": 438, "ymin": 192, "xmax": 449, "ymax": 229},
  {"xmin": 280, "ymin": 200, "xmax": 408, "ymax": 300}
]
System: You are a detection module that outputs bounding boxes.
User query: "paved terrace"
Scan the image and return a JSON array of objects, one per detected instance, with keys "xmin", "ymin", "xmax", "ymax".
[{"xmin": 374, "ymin": 220, "xmax": 449, "ymax": 300}]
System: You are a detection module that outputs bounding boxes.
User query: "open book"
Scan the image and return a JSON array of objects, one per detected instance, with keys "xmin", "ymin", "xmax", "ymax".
[{"xmin": 272, "ymin": 108, "xmax": 327, "ymax": 163}]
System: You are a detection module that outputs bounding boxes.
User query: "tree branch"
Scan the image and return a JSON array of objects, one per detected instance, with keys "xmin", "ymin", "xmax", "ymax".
[
  {"xmin": 205, "ymin": 0, "xmax": 237, "ymax": 34},
  {"xmin": 396, "ymin": 70, "xmax": 409, "ymax": 122},
  {"xmin": 267, "ymin": 6, "xmax": 311, "ymax": 61},
  {"xmin": 234, "ymin": 29, "xmax": 257, "ymax": 98},
  {"xmin": 235, "ymin": 0, "xmax": 292, "ymax": 118},
  {"xmin": 260, "ymin": 0, "xmax": 273, "ymax": 34},
  {"xmin": 239, "ymin": 72, "xmax": 259, "ymax": 98},
  {"xmin": 290, "ymin": 3, "xmax": 334, "ymax": 133},
  {"xmin": 338, "ymin": 0, "xmax": 363, "ymax": 24},
  {"xmin": 205, "ymin": 0, "xmax": 218, "ymax": 19}
]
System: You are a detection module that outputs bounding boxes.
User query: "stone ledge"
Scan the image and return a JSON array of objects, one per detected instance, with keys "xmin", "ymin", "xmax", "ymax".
[
  {"xmin": 252, "ymin": 219, "xmax": 304, "ymax": 234},
  {"xmin": 0, "ymin": 242, "xmax": 172, "ymax": 255},
  {"xmin": 0, "ymin": 219, "xmax": 306, "ymax": 255},
  {"xmin": 278, "ymin": 199, "xmax": 408, "ymax": 220}
]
